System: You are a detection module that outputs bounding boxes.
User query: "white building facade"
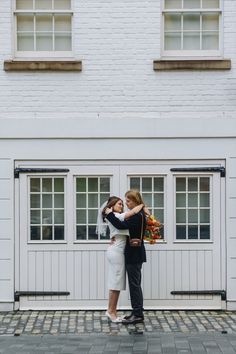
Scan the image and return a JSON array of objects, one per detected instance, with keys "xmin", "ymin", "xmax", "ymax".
[{"xmin": 0, "ymin": 0, "xmax": 236, "ymax": 311}]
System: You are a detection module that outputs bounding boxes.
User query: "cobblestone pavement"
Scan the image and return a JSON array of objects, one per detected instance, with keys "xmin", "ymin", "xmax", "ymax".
[
  {"xmin": 1, "ymin": 310, "xmax": 236, "ymax": 336},
  {"xmin": 1, "ymin": 333, "xmax": 236, "ymax": 353},
  {"xmin": 1, "ymin": 311, "xmax": 236, "ymax": 353}
]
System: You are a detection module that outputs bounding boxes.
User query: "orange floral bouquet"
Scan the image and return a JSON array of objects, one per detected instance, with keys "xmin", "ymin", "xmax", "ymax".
[{"xmin": 144, "ymin": 215, "xmax": 162, "ymax": 244}]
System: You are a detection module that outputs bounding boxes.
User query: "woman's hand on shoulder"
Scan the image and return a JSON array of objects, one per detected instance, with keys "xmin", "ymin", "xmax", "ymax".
[{"xmin": 144, "ymin": 206, "xmax": 151, "ymax": 216}]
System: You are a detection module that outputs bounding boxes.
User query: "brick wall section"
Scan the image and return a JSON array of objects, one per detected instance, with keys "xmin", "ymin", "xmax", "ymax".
[{"xmin": 0, "ymin": 0, "xmax": 235, "ymax": 120}]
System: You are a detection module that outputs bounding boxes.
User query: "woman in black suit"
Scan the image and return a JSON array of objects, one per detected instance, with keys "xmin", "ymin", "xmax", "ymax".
[{"xmin": 105, "ymin": 190, "xmax": 147, "ymax": 324}]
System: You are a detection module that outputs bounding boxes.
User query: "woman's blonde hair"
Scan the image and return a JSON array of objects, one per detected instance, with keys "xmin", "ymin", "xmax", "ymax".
[{"xmin": 125, "ymin": 190, "xmax": 145, "ymax": 205}]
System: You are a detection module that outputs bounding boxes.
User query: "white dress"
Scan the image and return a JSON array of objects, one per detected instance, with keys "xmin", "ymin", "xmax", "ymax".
[{"xmin": 106, "ymin": 212, "xmax": 129, "ymax": 291}]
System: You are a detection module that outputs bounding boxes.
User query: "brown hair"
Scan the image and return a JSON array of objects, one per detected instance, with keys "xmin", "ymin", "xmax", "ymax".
[
  {"xmin": 102, "ymin": 196, "xmax": 123, "ymax": 220},
  {"xmin": 125, "ymin": 190, "xmax": 145, "ymax": 205}
]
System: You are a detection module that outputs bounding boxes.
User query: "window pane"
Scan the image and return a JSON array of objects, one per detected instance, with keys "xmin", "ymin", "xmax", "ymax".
[
  {"xmin": 165, "ymin": 14, "xmax": 181, "ymax": 31},
  {"xmin": 200, "ymin": 225, "xmax": 210, "ymax": 239},
  {"xmin": 36, "ymin": 33, "xmax": 53, "ymax": 51},
  {"xmin": 165, "ymin": 0, "xmax": 182, "ymax": 9},
  {"xmin": 54, "ymin": 178, "xmax": 64, "ymax": 192},
  {"xmin": 154, "ymin": 178, "xmax": 164, "ymax": 192},
  {"xmin": 200, "ymin": 193, "xmax": 209, "ymax": 207},
  {"xmin": 42, "ymin": 210, "xmax": 52, "ymax": 224},
  {"xmin": 176, "ymin": 209, "xmax": 186, "ymax": 223},
  {"xmin": 142, "ymin": 178, "xmax": 152, "ymax": 192},
  {"xmin": 165, "ymin": 32, "xmax": 181, "ymax": 50},
  {"xmin": 30, "ymin": 194, "xmax": 40, "ymax": 208},
  {"xmin": 54, "ymin": 210, "xmax": 64, "ymax": 224},
  {"xmin": 88, "ymin": 178, "xmax": 98, "ymax": 192},
  {"xmin": 31, "ymin": 210, "xmax": 41, "ymax": 224},
  {"xmin": 100, "ymin": 193, "xmax": 110, "ymax": 205},
  {"xmin": 30, "ymin": 178, "xmax": 40, "ymax": 192},
  {"xmin": 77, "ymin": 210, "xmax": 86, "ymax": 224},
  {"xmin": 183, "ymin": 14, "xmax": 200, "ymax": 30},
  {"xmin": 188, "ymin": 193, "xmax": 198, "ymax": 207},
  {"xmin": 55, "ymin": 15, "xmax": 71, "ymax": 31},
  {"xmin": 16, "ymin": 0, "xmax": 33, "ymax": 9},
  {"xmin": 35, "ymin": 0, "xmax": 52, "ymax": 9},
  {"xmin": 176, "ymin": 193, "xmax": 186, "ymax": 207},
  {"xmin": 76, "ymin": 226, "xmax": 86, "ymax": 240},
  {"xmin": 17, "ymin": 15, "xmax": 34, "ymax": 31},
  {"xmin": 42, "ymin": 178, "xmax": 52, "ymax": 192},
  {"xmin": 202, "ymin": 32, "xmax": 219, "ymax": 50},
  {"xmin": 88, "ymin": 194, "xmax": 98, "ymax": 208},
  {"xmin": 188, "ymin": 209, "xmax": 198, "ymax": 223},
  {"xmin": 76, "ymin": 194, "xmax": 86, "ymax": 208},
  {"xmin": 55, "ymin": 34, "xmax": 72, "ymax": 51},
  {"xmin": 188, "ymin": 225, "xmax": 198, "ymax": 239},
  {"xmin": 76, "ymin": 178, "xmax": 86, "ymax": 192},
  {"xmin": 154, "ymin": 193, "xmax": 164, "ymax": 208},
  {"xmin": 130, "ymin": 177, "xmax": 140, "ymax": 190},
  {"xmin": 176, "ymin": 225, "xmax": 186, "ymax": 239},
  {"xmin": 42, "ymin": 226, "xmax": 52, "ymax": 240},
  {"xmin": 183, "ymin": 32, "xmax": 200, "ymax": 50},
  {"xmin": 188, "ymin": 178, "xmax": 198, "ymax": 191},
  {"xmin": 54, "ymin": 226, "xmax": 64, "ymax": 240},
  {"xmin": 200, "ymin": 177, "xmax": 210, "ymax": 191},
  {"xmin": 176, "ymin": 178, "xmax": 186, "ymax": 192},
  {"xmin": 183, "ymin": 0, "xmax": 200, "ymax": 8},
  {"xmin": 54, "ymin": 0, "xmax": 71, "ymax": 9},
  {"xmin": 88, "ymin": 210, "xmax": 97, "ymax": 223},
  {"xmin": 36, "ymin": 15, "xmax": 53, "ymax": 31},
  {"xmin": 17, "ymin": 34, "xmax": 34, "ymax": 50},
  {"xmin": 202, "ymin": 14, "xmax": 219, "ymax": 30},
  {"xmin": 142, "ymin": 193, "xmax": 152, "ymax": 207},
  {"xmin": 154, "ymin": 209, "xmax": 164, "ymax": 223},
  {"xmin": 88, "ymin": 226, "xmax": 98, "ymax": 240},
  {"xmin": 202, "ymin": 0, "xmax": 219, "ymax": 8},
  {"xmin": 42, "ymin": 194, "xmax": 52, "ymax": 208},
  {"xmin": 100, "ymin": 178, "xmax": 110, "ymax": 192},
  {"xmin": 31, "ymin": 226, "xmax": 40, "ymax": 240},
  {"xmin": 54, "ymin": 194, "xmax": 64, "ymax": 208},
  {"xmin": 200, "ymin": 209, "xmax": 210, "ymax": 223}
]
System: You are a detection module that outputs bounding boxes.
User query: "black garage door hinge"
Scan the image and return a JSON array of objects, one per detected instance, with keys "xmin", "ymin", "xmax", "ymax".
[
  {"xmin": 170, "ymin": 167, "xmax": 225, "ymax": 177},
  {"xmin": 14, "ymin": 168, "xmax": 70, "ymax": 178},
  {"xmin": 15, "ymin": 291, "xmax": 70, "ymax": 302}
]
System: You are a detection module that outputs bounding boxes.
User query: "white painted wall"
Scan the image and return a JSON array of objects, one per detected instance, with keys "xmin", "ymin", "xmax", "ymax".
[
  {"xmin": 0, "ymin": 0, "xmax": 236, "ymax": 120},
  {"xmin": 0, "ymin": 0, "xmax": 236, "ymax": 309}
]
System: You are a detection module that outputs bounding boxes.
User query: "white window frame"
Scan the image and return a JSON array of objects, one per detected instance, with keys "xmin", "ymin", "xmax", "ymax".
[
  {"xmin": 161, "ymin": 0, "xmax": 223, "ymax": 59},
  {"xmin": 14, "ymin": 0, "xmax": 74, "ymax": 59},
  {"xmin": 74, "ymin": 175, "xmax": 112, "ymax": 243},
  {"xmin": 27, "ymin": 174, "xmax": 67, "ymax": 244},
  {"xmin": 174, "ymin": 174, "xmax": 213, "ymax": 243}
]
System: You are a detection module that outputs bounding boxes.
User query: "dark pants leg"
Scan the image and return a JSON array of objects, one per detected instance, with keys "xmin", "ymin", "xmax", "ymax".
[{"xmin": 126, "ymin": 263, "xmax": 144, "ymax": 318}]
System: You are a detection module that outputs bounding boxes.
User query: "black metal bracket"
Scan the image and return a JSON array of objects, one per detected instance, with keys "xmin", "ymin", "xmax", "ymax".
[
  {"xmin": 14, "ymin": 291, "xmax": 70, "ymax": 302},
  {"xmin": 170, "ymin": 167, "xmax": 225, "ymax": 177},
  {"xmin": 171, "ymin": 290, "xmax": 226, "ymax": 301},
  {"xmin": 14, "ymin": 168, "xmax": 70, "ymax": 178}
]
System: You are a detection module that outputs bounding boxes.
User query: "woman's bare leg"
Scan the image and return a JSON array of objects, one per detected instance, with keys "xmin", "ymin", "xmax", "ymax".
[{"xmin": 108, "ymin": 290, "xmax": 120, "ymax": 317}]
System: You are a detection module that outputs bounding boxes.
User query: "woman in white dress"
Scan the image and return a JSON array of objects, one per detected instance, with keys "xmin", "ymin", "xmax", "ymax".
[{"xmin": 101, "ymin": 196, "xmax": 143, "ymax": 323}]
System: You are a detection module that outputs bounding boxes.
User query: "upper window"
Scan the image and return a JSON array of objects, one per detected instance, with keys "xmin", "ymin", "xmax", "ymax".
[
  {"xmin": 162, "ymin": 0, "xmax": 222, "ymax": 57},
  {"xmin": 15, "ymin": 0, "xmax": 72, "ymax": 57}
]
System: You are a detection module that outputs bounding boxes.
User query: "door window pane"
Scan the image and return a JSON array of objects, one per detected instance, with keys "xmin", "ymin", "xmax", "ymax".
[
  {"xmin": 76, "ymin": 176, "xmax": 111, "ymax": 240},
  {"xmin": 175, "ymin": 176, "xmax": 211, "ymax": 240},
  {"xmin": 176, "ymin": 225, "xmax": 186, "ymax": 239},
  {"xmin": 29, "ymin": 177, "xmax": 65, "ymax": 241},
  {"xmin": 130, "ymin": 176, "xmax": 165, "ymax": 239}
]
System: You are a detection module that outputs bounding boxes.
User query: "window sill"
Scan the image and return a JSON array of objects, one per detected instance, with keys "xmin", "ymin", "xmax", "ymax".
[
  {"xmin": 153, "ymin": 59, "xmax": 231, "ymax": 71},
  {"xmin": 4, "ymin": 60, "xmax": 82, "ymax": 71}
]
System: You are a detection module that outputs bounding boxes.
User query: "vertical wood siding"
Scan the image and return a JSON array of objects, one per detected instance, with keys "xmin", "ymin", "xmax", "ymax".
[
  {"xmin": 26, "ymin": 249, "xmax": 215, "ymax": 304},
  {"xmin": 0, "ymin": 159, "xmax": 13, "ymax": 301}
]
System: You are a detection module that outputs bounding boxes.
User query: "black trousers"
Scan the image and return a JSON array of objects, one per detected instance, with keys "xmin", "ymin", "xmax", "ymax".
[{"xmin": 126, "ymin": 263, "xmax": 144, "ymax": 318}]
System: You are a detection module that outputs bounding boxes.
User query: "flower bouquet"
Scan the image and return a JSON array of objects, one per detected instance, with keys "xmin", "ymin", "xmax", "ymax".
[{"xmin": 144, "ymin": 215, "xmax": 162, "ymax": 244}]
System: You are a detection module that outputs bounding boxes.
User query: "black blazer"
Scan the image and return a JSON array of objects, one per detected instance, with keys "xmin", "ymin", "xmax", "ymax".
[{"xmin": 106, "ymin": 210, "xmax": 146, "ymax": 264}]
